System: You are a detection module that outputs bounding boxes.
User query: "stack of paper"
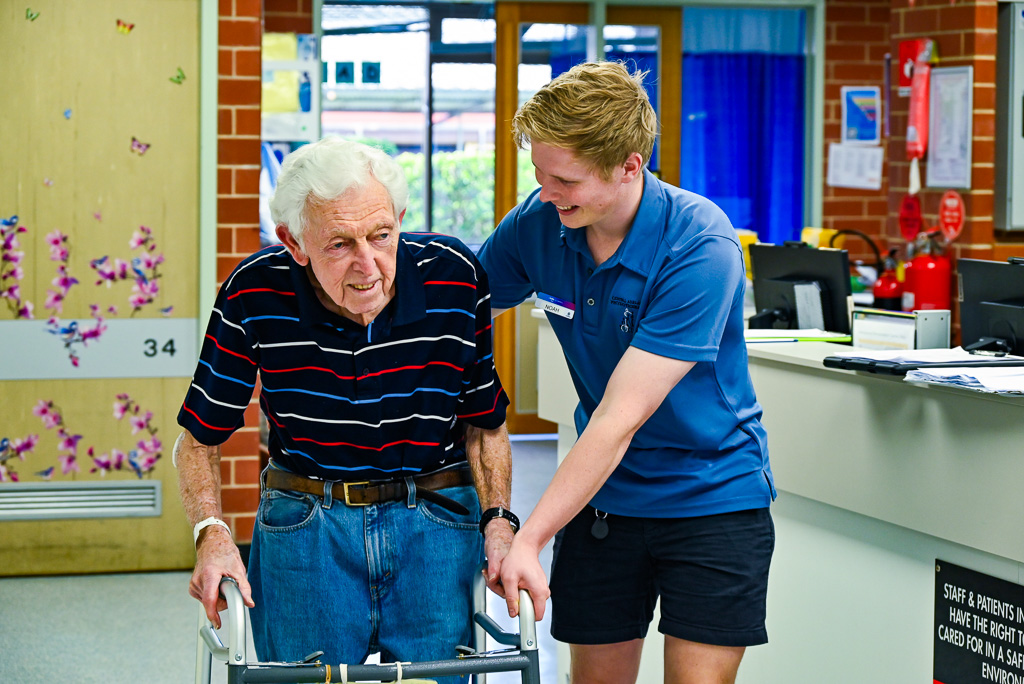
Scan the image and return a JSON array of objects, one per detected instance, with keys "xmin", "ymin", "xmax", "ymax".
[
  {"xmin": 830, "ymin": 346, "xmax": 1024, "ymax": 394},
  {"xmin": 904, "ymin": 366, "xmax": 1024, "ymax": 394}
]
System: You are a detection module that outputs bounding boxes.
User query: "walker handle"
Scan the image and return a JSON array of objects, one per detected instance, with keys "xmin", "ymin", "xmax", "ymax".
[
  {"xmin": 199, "ymin": 578, "xmax": 248, "ymax": 665},
  {"xmin": 473, "ymin": 589, "xmax": 538, "ymax": 652}
]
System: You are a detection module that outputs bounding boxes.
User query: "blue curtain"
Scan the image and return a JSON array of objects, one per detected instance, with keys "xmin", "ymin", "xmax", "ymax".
[
  {"xmin": 680, "ymin": 6, "xmax": 806, "ymax": 244},
  {"xmin": 680, "ymin": 53, "xmax": 804, "ymax": 245}
]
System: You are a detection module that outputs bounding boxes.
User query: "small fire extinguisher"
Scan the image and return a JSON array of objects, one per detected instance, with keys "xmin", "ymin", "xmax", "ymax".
[
  {"xmin": 872, "ymin": 248, "xmax": 903, "ymax": 311},
  {"xmin": 902, "ymin": 230, "xmax": 952, "ymax": 312}
]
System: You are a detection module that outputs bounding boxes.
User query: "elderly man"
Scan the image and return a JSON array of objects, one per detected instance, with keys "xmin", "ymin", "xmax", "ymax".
[{"xmin": 175, "ymin": 137, "xmax": 524, "ymax": 681}]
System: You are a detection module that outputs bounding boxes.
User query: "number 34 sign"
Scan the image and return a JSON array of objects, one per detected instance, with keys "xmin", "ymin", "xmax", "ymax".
[{"xmin": 0, "ymin": 318, "xmax": 197, "ymax": 380}]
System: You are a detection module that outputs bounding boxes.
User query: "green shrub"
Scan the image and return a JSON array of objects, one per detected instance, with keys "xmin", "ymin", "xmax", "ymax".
[{"xmin": 396, "ymin": 149, "xmax": 539, "ymax": 245}]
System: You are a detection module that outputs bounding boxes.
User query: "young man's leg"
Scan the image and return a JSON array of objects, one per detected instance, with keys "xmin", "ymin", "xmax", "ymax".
[
  {"xmin": 569, "ymin": 640, "xmax": 644, "ymax": 684},
  {"xmin": 550, "ymin": 508, "xmax": 659, "ymax": 683},
  {"xmin": 551, "ymin": 507, "xmax": 773, "ymax": 684},
  {"xmin": 653, "ymin": 508, "xmax": 774, "ymax": 684},
  {"xmin": 663, "ymin": 637, "xmax": 744, "ymax": 684}
]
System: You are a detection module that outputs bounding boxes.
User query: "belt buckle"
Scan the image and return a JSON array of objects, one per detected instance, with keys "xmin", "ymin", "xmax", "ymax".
[{"xmin": 342, "ymin": 481, "xmax": 370, "ymax": 506}]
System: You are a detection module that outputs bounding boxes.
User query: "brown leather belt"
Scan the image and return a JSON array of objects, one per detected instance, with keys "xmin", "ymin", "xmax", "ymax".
[{"xmin": 265, "ymin": 466, "xmax": 474, "ymax": 515}]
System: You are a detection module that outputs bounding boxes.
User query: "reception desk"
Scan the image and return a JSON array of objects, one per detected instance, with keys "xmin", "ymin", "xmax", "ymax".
[{"xmin": 534, "ymin": 311, "xmax": 1024, "ymax": 683}]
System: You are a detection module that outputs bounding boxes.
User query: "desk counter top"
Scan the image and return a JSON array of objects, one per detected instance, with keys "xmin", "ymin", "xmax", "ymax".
[{"xmin": 535, "ymin": 315, "xmax": 1024, "ymax": 562}]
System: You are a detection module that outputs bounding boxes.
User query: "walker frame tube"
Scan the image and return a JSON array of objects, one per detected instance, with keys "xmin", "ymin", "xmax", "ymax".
[{"xmin": 197, "ymin": 578, "xmax": 541, "ymax": 684}]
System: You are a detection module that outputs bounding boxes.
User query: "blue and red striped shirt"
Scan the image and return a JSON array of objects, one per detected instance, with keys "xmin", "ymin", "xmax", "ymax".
[{"xmin": 178, "ymin": 232, "xmax": 508, "ymax": 481}]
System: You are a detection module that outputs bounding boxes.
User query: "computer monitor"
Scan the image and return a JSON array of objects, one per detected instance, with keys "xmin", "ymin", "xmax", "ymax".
[
  {"xmin": 958, "ymin": 257, "xmax": 1024, "ymax": 355},
  {"xmin": 748, "ymin": 242, "xmax": 853, "ymax": 334}
]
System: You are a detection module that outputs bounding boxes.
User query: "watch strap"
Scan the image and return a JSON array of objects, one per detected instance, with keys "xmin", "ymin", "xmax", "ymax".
[{"xmin": 479, "ymin": 506, "xmax": 520, "ymax": 535}]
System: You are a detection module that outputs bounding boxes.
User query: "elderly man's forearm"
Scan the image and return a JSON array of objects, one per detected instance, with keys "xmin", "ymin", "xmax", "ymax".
[
  {"xmin": 175, "ymin": 429, "xmax": 225, "ymax": 527},
  {"xmin": 465, "ymin": 423, "xmax": 512, "ymax": 510}
]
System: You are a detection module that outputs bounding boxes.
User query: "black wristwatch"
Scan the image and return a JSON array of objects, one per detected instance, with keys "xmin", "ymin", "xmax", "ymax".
[{"xmin": 479, "ymin": 506, "xmax": 520, "ymax": 535}]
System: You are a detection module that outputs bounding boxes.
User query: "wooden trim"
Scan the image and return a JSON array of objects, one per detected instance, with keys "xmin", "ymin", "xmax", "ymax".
[
  {"xmin": 606, "ymin": 6, "xmax": 681, "ymax": 187},
  {"xmin": 493, "ymin": 2, "xmax": 677, "ymax": 435},
  {"xmin": 494, "ymin": 3, "xmax": 521, "ymax": 430}
]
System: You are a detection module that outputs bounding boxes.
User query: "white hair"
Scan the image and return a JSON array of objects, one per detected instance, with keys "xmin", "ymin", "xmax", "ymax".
[{"xmin": 269, "ymin": 137, "xmax": 409, "ymax": 244}]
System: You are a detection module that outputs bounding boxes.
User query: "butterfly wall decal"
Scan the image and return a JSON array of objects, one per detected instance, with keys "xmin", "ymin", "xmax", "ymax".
[
  {"xmin": 116, "ymin": 19, "xmax": 134, "ymax": 34},
  {"xmin": 130, "ymin": 136, "xmax": 150, "ymax": 155},
  {"xmin": 26, "ymin": 8, "xmax": 40, "ymax": 21},
  {"xmin": 169, "ymin": 67, "xmax": 185, "ymax": 85}
]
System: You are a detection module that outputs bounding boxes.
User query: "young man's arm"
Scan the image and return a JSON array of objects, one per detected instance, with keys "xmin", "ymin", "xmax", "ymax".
[
  {"xmin": 175, "ymin": 429, "xmax": 254, "ymax": 628},
  {"xmin": 496, "ymin": 346, "xmax": 695, "ymax": 619}
]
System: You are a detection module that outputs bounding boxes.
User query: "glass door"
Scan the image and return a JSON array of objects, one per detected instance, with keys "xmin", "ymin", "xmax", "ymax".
[{"xmin": 493, "ymin": 3, "xmax": 680, "ymax": 433}]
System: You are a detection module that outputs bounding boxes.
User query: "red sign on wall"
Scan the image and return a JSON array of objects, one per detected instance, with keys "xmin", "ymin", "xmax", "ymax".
[{"xmin": 938, "ymin": 190, "xmax": 964, "ymax": 242}]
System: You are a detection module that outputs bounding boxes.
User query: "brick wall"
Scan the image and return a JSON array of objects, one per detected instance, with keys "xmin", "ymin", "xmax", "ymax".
[
  {"xmin": 886, "ymin": 0, "xmax": 999, "ymax": 266},
  {"xmin": 265, "ymin": 0, "xmax": 314, "ymax": 34},
  {"xmin": 213, "ymin": 0, "xmax": 311, "ymax": 543},
  {"xmin": 822, "ymin": 0, "xmax": 891, "ymax": 263},
  {"xmin": 822, "ymin": 0, "xmax": 1024, "ymax": 335}
]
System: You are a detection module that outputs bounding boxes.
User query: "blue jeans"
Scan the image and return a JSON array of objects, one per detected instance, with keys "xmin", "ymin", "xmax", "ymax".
[{"xmin": 248, "ymin": 474, "xmax": 483, "ymax": 684}]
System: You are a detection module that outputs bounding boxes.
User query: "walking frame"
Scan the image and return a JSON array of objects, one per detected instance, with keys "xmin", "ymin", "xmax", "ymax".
[{"xmin": 195, "ymin": 574, "xmax": 541, "ymax": 683}]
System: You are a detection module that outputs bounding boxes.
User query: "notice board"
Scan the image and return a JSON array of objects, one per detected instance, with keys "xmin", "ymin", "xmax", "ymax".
[{"xmin": 935, "ymin": 560, "xmax": 1024, "ymax": 684}]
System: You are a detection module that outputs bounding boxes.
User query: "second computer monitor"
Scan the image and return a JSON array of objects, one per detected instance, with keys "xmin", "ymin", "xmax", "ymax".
[
  {"xmin": 748, "ymin": 243, "xmax": 853, "ymax": 335},
  {"xmin": 958, "ymin": 257, "xmax": 1024, "ymax": 355}
]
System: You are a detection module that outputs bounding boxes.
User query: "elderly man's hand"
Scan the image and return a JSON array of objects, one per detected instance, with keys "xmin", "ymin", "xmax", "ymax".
[
  {"xmin": 483, "ymin": 519, "xmax": 515, "ymax": 596},
  {"xmin": 497, "ymin": 534, "xmax": 550, "ymax": 621},
  {"xmin": 189, "ymin": 527, "xmax": 255, "ymax": 629}
]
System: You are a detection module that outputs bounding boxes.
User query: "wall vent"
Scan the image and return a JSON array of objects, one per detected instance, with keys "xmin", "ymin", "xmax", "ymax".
[{"xmin": 0, "ymin": 480, "xmax": 161, "ymax": 521}]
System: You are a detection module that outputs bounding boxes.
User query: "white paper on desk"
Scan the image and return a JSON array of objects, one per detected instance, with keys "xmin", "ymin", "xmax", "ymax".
[
  {"xmin": 905, "ymin": 366, "xmax": 1024, "ymax": 394},
  {"xmin": 826, "ymin": 143, "xmax": 883, "ymax": 190},
  {"xmin": 830, "ymin": 346, "xmax": 1024, "ymax": 363},
  {"xmin": 745, "ymin": 328, "xmax": 850, "ymax": 341}
]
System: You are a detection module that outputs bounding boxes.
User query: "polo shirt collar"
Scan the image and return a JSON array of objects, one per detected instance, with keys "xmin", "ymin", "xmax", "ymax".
[
  {"xmin": 286, "ymin": 236, "xmax": 426, "ymax": 331},
  {"xmin": 559, "ymin": 167, "xmax": 666, "ymax": 276}
]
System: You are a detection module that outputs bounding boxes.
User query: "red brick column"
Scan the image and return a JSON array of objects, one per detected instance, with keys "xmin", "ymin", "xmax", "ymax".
[
  {"xmin": 265, "ymin": 0, "xmax": 314, "ymax": 34},
  {"xmin": 887, "ymin": 0, "xmax": 998, "ymax": 261},
  {"xmin": 216, "ymin": 0, "xmax": 264, "ymax": 542},
  {"xmin": 822, "ymin": 0, "xmax": 891, "ymax": 264},
  {"xmin": 212, "ymin": 0, "xmax": 314, "ymax": 543}
]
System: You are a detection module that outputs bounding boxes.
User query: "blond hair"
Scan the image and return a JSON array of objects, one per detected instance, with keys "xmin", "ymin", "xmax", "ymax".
[{"xmin": 512, "ymin": 61, "xmax": 658, "ymax": 180}]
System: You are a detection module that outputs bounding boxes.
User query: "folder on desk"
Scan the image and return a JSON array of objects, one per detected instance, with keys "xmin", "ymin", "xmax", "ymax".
[
  {"xmin": 745, "ymin": 328, "xmax": 852, "ymax": 343},
  {"xmin": 822, "ymin": 347, "xmax": 1024, "ymax": 377}
]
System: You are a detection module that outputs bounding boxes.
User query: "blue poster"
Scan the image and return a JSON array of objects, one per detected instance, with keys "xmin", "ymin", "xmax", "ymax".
[{"xmin": 841, "ymin": 86, "xmax": 881, "ymax": 145}]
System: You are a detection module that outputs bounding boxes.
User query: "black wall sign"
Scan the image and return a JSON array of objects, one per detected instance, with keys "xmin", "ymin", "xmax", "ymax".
[{"xmin": 935, "ymin": 560, "xmax": 1024, "ymax": 684}]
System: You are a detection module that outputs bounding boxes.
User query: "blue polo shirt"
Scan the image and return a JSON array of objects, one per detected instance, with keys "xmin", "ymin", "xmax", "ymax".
[
  {"xmin": 178, "ymin": 232, "xmax": 508, "ymax": 481},
  {"xmin": 478, "ymin": 169, "xmax": 774, "ymax": 518}
]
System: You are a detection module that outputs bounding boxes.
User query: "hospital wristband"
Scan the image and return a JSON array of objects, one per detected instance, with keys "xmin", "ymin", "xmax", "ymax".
[{"xmin": 193, "ymin": 516, "xmax": 231, "ymax": 546}]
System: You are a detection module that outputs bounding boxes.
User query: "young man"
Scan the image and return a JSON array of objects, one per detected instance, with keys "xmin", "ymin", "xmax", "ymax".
[
  {"xmin": 175, "ymin": 137, "xmax": 531, "ymax": 683},
  {"xmin": 477, "ymin": 62, "xmax": 776, "ymax": 684}
]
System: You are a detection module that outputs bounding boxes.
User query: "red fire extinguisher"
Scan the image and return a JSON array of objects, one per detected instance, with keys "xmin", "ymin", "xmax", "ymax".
[
  {"xmin": 872, "ymin": 248, "xmax": 903, "ymax": 311},
  {"xmin": 902, "ymin": 230, "xmax": 951, "ymax": 311}
]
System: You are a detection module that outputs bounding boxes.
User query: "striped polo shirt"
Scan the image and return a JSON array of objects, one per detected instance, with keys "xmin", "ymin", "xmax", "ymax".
[{"xmin": 177, "ymin": 232, "xmax": 508, "ymax": 481}]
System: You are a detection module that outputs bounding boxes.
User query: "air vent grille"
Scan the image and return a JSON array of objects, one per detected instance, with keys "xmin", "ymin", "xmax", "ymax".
[{"xmin": 0, "ymin": 480, "xmax": 161, "ymax": 520}]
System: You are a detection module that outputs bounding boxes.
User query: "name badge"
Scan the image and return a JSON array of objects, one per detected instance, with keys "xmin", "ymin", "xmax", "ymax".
[{"xmin": 535, "ymin": 292, "xmax": 575, "ymax": 320}]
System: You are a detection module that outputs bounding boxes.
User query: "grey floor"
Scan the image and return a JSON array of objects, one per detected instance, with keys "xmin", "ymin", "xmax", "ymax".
[{"xmin": 0, "ymin": 436, "xmax": 558, "ymax": 684}]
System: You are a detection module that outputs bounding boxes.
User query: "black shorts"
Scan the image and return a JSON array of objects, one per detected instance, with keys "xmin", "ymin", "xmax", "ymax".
[{"xmin": 549, "ymin": 506, "xmax": 774, "ymax": 647}]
